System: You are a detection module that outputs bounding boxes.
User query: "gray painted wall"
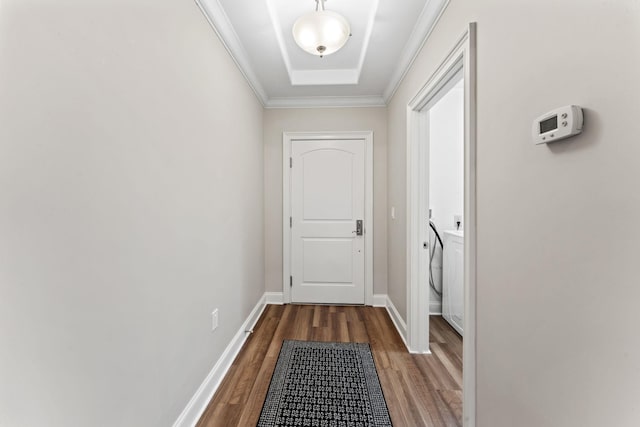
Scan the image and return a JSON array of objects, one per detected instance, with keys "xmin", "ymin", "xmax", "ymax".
[
  {"xmin": 0, "ymin": 1, "xmax": 264, "ymax": 425},
  {"xmin": 386, "ymin": 0, "xmax": 640, "ymax": 426}
]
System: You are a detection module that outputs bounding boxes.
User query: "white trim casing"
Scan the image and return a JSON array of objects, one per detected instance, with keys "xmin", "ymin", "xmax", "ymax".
[
  {"xmin": 405, "ymin": 23, "xmax": 477, "ymax": 427},
  {"xmin": 384, "ymin": 295, "xmax": 409, "ymax": 352},
  {"xmin": 172, "ymin": 295, "xmax": 267, "ymax": 427},
  {"xmin": 406, "ymin": 100, "xmax": 431, "ymax": 354},
  {"xmin": 463, "ymin": 23, "xmax": 478, "ymax": 427},
  {"xmin": 282, "ymin": 131, "xmax": 374, "ymax": 306}
]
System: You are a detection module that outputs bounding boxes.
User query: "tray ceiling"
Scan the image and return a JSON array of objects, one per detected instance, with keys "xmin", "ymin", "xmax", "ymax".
[{"xmin": 195, "ymin": 0, "xmax": 450, "ymax": 107}]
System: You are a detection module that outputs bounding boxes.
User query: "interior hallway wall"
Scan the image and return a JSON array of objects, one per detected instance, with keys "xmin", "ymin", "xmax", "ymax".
[
  {"xmin": 0, "ymin": 1, "xmax": 264, "ymax": 426},
  {"xmin": 263, "ymin": 107, "xmax": 388, "ymax": 297},
  {"xmin": 386, "ymin": 0, "xmax": 640, "ymax": 426}
]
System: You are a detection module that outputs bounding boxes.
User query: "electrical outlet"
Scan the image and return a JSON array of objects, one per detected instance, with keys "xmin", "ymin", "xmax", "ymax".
[
  {"xmin": 454, "ymin": 215, "xmax": 462, "ymax": 230},
  {"xmin": 211, "ymin": 309, "xmax": 219, "ymax": 331}
]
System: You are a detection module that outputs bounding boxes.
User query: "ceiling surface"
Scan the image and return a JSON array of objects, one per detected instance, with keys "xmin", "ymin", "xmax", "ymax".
[{"xmin": 195, "ymin": 0, "xmax": 450, "ymax": 107}]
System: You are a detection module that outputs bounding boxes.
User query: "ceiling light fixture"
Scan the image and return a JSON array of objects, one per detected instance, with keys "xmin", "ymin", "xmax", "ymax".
[{"xmin": 292, "ymin": 0, "xmax": 351, "ymax": 58}]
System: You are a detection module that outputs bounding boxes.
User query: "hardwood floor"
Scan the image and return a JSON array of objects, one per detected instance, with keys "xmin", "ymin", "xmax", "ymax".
[{"xmin": 197, "ymin": 305, "xmax": 462, "ymax": 427}]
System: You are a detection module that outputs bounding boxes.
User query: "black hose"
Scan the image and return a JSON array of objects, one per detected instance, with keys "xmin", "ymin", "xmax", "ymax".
[
  {"xmin": 430, "ymin": 221, "xmax": 443, "ymax": 249},
  {"xmin": 428, "ymin": 220, "xmax": 444, "ymax": 298}
]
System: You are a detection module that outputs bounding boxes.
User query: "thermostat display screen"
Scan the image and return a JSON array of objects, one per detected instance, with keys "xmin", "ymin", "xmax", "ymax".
[{"xmin": 539, "ymin": 115, "xmax": 558, "ymax": 134}]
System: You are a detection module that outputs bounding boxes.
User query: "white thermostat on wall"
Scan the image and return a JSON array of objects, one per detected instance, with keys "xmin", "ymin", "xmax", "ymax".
[{"xmin": 532, "ymin": 105, "xmax": 583, "ymax": 144}]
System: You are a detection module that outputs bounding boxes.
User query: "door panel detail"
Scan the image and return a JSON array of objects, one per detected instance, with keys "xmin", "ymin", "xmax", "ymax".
[
  {"xmin": 302, "ymin": 150, "xmax": 354, "ymax": 220},
  {"xmin": 302, "ymin": 239, "xmax": 353, "ymax": 283}
]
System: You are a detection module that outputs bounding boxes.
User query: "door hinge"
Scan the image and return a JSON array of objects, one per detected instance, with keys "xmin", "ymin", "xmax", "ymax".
[
  {"xmin": 290, "ymin": 275, "xmax": 293, "ymax": 288},
  {"xmin": 290, "ymin": 157, "xmax": 293, "ymax": 168},
  {"xmin": 290, "ymin": 216, "xmax": 292, "ymax": 228}
]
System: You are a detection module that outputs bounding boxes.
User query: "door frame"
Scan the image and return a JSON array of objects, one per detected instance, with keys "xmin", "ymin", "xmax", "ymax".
[
  {"xmin": 282, "ymin": 131, "xmax": 374, "ymax": 305},
  {"xmin": 406, "ymin": 23, "xmax": 477, "ymax": 426}
]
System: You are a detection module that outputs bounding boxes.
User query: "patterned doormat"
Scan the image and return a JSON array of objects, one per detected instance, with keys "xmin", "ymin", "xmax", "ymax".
[{"xmin": 257, "ymin": 340, "xmax": 393, "ymax": 427}]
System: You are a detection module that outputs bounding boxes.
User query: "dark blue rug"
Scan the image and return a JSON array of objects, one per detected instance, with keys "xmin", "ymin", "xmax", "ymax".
[{"xmin": 257, "ymin": 340, "xmax": 392, "ymax": 427}]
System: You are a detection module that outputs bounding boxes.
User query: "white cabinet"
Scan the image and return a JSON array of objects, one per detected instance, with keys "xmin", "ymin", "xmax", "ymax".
[{"xmin": 442, "ymin": 230, "xmax": 464, "ymax": 336}]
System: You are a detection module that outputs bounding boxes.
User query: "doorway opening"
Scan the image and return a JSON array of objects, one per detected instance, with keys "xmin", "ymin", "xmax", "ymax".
[
  {"xmin": 406, "ymin": 23, "xmax": 476, "ymax": 426},
  {"xmin": 429, "ymin": 74, "xmax": 464, "ymax": 335}
]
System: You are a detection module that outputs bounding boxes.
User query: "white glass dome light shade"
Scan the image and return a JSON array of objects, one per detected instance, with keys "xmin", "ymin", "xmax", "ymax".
[{"xmin": 292, "ymin": 10, "xmax": 351, "ymax": 57}]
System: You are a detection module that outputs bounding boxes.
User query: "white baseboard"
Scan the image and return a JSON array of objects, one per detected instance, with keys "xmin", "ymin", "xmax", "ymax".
[
  {"xmin": 172, "ymin": 295, "xmax": 267, "ymax": 427},
  {"xmin": 372, "ymin": 294, "xmax": 387, "ymax": 307},
  {"xmin": 384, "ymin": 296, "xmax": 409, "ymax": 351},
  {"xmin": 265, "ymin": 292, "xmax": 284, "ymax": 305},
  {"xmin": 430, "ymin": 301, "xmax": 442, "ymax": 315}
]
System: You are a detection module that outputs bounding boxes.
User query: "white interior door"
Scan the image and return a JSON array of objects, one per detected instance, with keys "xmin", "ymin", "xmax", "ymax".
[{"xmin": 290, "ymin": 139, "xmax": 365, "ymax": 304}]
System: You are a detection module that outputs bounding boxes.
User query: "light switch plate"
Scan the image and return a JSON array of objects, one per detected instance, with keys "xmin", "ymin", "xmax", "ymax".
[{"xmin": 211, "ymin": 309, "xmax": 219, "ymax": 331}]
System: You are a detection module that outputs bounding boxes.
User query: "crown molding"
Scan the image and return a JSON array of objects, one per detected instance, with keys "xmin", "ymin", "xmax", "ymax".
[
  {"xmin": 194, "ymin": 0, "xmax": 269, "ymax": 106},
  {"xmin": 265, "ymin": 96, "xmax": 386, "ymax": 109},
  {"xmin": 382, "ymin": 0, "xmax": 451, "ymax": 103}
]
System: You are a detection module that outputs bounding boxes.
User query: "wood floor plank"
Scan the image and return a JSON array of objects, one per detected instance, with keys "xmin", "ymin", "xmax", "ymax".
[{"xmin": 197, "ymin": 306, "xmax": 463, "ymax": 427}]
